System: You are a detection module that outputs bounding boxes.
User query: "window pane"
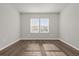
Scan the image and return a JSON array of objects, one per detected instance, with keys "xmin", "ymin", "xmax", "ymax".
[
  {"xmin": 31, "ymin": 18, "xmax": 39, "ymax": 33},
  {"xmin": 40, "ymin": 18, "xmax": 49, "ymax": 33}
]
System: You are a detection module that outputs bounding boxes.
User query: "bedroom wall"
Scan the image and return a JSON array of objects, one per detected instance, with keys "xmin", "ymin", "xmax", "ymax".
[
  {"xmin": 0, "ymin": 4, "xmax": 20, "ymax": 50},
  {"xmin": 20, "ymin": 13, "xmax": 59, "ymax": 39},
  {"xmin": 60, "ymin": 4, "xmax": 79, "ymax": 49}
]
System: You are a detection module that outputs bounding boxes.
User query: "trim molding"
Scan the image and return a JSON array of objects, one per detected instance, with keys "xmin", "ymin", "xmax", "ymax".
[
  {"xmin": 20, "ymin": 38, "xmax": 59, "ymax": 40},
  {"xmin": 0, "ymin": 39, "xmax": 19, "ymax": 51},
  {"xmin": 59, "ymin": 38, "xmax": 79, "ymax": 51}
]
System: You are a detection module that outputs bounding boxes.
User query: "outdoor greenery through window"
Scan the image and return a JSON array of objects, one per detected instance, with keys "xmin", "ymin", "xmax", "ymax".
[{"xmin": 30, "ymin": 18, "xmax": 49, "ymax": 33}]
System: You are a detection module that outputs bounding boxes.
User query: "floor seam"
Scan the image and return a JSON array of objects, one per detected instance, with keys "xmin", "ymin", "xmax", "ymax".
[{"xmin": 39, "ymin": 41, "xmax": 46, "ymax": 56}]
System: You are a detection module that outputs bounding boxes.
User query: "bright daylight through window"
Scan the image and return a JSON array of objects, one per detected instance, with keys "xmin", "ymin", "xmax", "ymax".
[{"xmin": 30, "ymin": 18, "xmax": 49, "ymax": 33}]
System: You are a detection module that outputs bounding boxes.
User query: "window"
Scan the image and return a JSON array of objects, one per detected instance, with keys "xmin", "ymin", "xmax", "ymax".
[
  {"xmin": 30, "ymin": 18, "xmax": 49, "ymax": 33},
  {"xmin": 40, "ymin": 18, "xmax": 49, "ymax": 33},
  {"xmin": 30, "ymin": 18, "xmax": 39, "ymax": 33}
]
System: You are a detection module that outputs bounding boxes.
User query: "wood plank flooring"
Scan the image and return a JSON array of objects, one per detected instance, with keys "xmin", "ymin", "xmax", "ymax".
[{"xmin": 0, "ymin": 40, "xmax": 79, "ymax": 56}]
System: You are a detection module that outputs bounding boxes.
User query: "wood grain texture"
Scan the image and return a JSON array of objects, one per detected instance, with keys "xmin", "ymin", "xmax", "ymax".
[
  {"xmin": 0, "ymin": 40, "xmax": 78, "ymax": 56},
  {"xmin": 54, "ymin": 40, "xmax": 79, "ymax": 56}
]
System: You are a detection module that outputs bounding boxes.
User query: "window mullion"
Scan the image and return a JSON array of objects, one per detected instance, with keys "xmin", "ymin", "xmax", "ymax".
[{"xmin": 39, "ymin": 18, "xmax": 40, "ymax": 33}]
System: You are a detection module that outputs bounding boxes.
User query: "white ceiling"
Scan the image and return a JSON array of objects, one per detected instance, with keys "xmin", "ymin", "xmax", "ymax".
[{"xmin": 11, "ymin": 3, "xmax": 69, "ymax": 13}]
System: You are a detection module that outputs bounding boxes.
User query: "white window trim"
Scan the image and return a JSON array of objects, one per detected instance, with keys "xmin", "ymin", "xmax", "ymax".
[
  {"xmin": 30, "ymin": 18, "xmax": 39, "ymax": 33},
  {"xmin": 30, "ymin": 18, "xmax": 49, "ymax": 33},
  {"xmin": 39, "ymin": 18, "xmax": 49, "ymax": 33}
]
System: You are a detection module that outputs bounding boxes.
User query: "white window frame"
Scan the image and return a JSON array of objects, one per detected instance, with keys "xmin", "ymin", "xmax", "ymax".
[
  {"xmin": 30, "ymin": 18, "xmax": 49, "ymax": 33},
  {"xmin": 39, "ymin": 18, "xmax": 49, "ymax": 33},
  {"xmin": 30, "ymin": 18, "xmax": 39, "ymax": 33}
]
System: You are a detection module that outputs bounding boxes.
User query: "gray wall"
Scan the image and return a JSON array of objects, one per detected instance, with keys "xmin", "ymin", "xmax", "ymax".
[
  {"xmin": 20, "ymin": 13, "xmax": 59, "ymax": 39},
  {"xmin": 0, "ymin": 4, "xmax": 20, "ymax": 50},
  {"xmin": 60, "ymin": 4, "xmax": 79, "ymax": 49}
]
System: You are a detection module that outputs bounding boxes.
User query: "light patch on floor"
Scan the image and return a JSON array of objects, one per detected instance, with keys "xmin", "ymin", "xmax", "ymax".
[
  {"xmin": 43, "ymin": 44, "xmax": 60, "ymax": 50},
  {"xmin": 25, "ymin": 43, "xmax": 40, "ymax": 50},
  {"xmin": 21, "ymin": 52, "xmax": 42, "ymax": 56},
  {"xmin": 46, "ymin": 52, "xmax": 66, "ymax": 56}
]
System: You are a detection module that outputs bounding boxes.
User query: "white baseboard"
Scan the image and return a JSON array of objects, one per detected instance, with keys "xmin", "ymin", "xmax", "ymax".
[
  {"xmin": 20, "ymin": 38, "xmax": 59, "ymax": 40},
  {"xmin": 0, "ymin": 39, "xmax": 19, "ymax": 51},
  {"xmin": 59, "ymin": 38, "xmax": 79, "ymax": 51}
]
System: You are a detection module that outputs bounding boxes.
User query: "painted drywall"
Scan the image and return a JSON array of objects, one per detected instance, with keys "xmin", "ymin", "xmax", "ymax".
[
  {"xmin": 0, "ymin": 4, "xmax": 20, "ymax": 50},
  {"xmin": 20, "ymin": 13, "xmax": 59, "ymax": 39},
  {"xmin": 60, "ymin": 4, "xmax": 79, "ymax": 49}
]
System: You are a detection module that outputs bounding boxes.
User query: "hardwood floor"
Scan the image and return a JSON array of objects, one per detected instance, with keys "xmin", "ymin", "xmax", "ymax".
[{"xmin": 0, "ymin": 40, "xmax": 79, "ymax": 56}]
